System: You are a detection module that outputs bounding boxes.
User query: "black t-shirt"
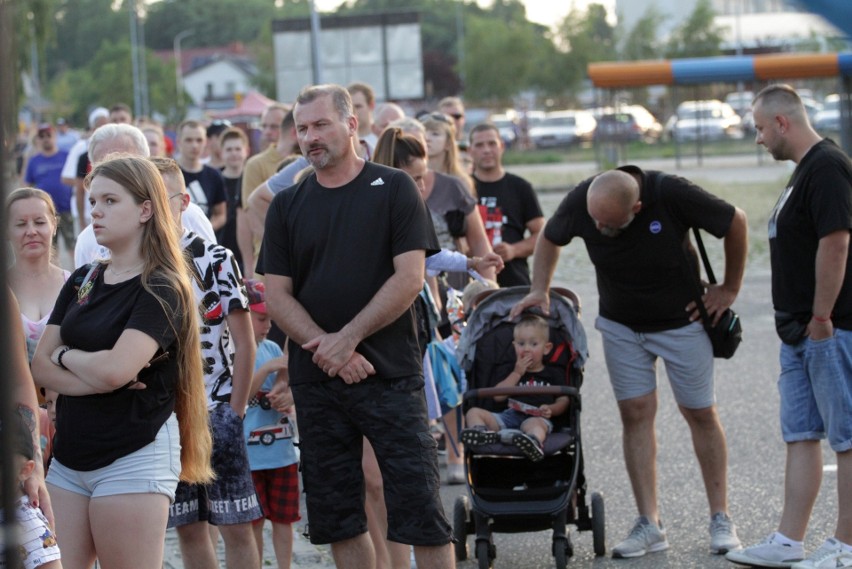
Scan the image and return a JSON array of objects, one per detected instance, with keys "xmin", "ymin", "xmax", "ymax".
[
  {"xmin": 76, "ymin": 151, "xmax": 90, "ymax": 179},
  {"xmin": 182, "ymin": 165, "xmax": 226, "ymax": 218},
  {"xmin": 258, "ymin": 162, "xmax": 440, "ymax": 385},
  {"xmin": 216, "ymin": 175, "xmax": 243, "ymax": 270},
  {"xmin": 47, "ymin": 264, "xmax": 181, "ymax": 471},
  {"xmin": 513, "ymin": 365, "xmax": 566, "ymax": 408},
  {"xmin": 545, "ymin": 166, "xmax": 735, "ymax": 332},
  {"xmin": 770, "ymin": 139, "xmax": 852, "ymax": 328},
  {"xmin": 474, "ymin": 172, "xmax": 543, "ymax": 287}
]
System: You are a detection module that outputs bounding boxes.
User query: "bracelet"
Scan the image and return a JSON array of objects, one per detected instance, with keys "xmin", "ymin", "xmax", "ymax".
[
  {"xmin": 813, "ymin": 314, "xmax": 832, "ymax": 323},
  {"xmin": 57, "ymin": 347, "xmax": 72, "ymax": 370}
]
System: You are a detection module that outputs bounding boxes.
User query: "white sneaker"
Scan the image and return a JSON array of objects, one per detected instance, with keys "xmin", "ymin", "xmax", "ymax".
[
  {"xmin": 710, "ymin": 512, "xmax": 742, "ymax": 554},
  {"xmin": 791, "ymin": 538, "xmax": 852, "ymax": 569},
  {"xmin": 726, "ymin": 532, "xmax": 804, "ymax": 568},
  {"xmin": 612, "ymin": 516, "xmax": 669, "ymax": 558}
]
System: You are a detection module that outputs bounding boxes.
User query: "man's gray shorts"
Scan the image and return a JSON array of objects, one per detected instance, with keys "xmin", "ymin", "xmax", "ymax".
[{"xmin": 595, "ymin": 316, "xmax": 715, "ymax": 409}]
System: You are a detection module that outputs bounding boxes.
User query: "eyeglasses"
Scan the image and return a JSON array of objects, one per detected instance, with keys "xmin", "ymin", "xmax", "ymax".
[
  {"xmin": 168, "ymin": 193, "xmax": 186, "ymax": 201},
  {"xmin": 448, "ymin": 113, "xmax": 464, "ymax": 121}
]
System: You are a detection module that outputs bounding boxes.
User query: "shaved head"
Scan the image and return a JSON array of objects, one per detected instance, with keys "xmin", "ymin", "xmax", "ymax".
[
  {"xmin": 587, "ymin": 170, "xmax": 642, "ymax": 237},
  {"xmin": 753, "ymin": 84, "xmax": 808, "ymax": 124}
]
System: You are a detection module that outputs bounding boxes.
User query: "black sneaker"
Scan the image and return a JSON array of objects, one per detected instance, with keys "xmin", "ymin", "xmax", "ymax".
[
  {"xmin": 460, "ymin": 428, "xmax": 500, "ymax": 447},
  {"xmin": 512, "ymin": 432, "xmax": 544, "ymax": 461}
]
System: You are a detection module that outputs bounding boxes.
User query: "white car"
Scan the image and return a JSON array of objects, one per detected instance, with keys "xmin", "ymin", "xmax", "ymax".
[
  {"xmin": 489, "ymin": 114, "xmax": 518, "ymax": 147},
  {"xmin": 529, "ymin": 110, "xmax": 597, "ymax": 148},
  {"xmin": 671, "ymin": 100, "xmax": 743, "ymax": 142},
  {"xmin": 814, "ymin": 94, "xmax": 840, "ymax": 133},
  {"xmin": 247, "ymin": 416, "xmax": 294, "ymax": 446}
]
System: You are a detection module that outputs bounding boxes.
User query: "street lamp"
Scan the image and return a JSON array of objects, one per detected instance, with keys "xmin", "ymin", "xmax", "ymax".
[{"xmin": 174, "ymin": 29, "xmax": 195, "ymax": 112}]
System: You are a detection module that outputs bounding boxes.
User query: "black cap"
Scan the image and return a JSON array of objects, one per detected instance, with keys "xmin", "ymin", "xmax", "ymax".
[{"xmin": 207, "ymin": 119, "xmax": 232, "ymax": 138}]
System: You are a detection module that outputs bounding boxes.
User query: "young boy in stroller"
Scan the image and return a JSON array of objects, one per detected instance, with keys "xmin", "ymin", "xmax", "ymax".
[{"xmin": 460, "ymin": 314, "xmax": 569, "ymax": 462}]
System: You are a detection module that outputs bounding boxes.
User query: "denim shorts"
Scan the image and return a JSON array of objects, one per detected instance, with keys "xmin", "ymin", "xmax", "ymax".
[
  {"xmin": 46, "ymin": 413, "xmax": 180, "ymax": 502},
  {"xmin": 493, "ymin": 408, "xmax": 553, "ymax": 433},
  {"xmin": 292, "ymin": 376, "xmax": 452, "ymax": 546},
  {"xmin": 596, "ymin": 316, "xmax": 715, "ymax": 409},
  {"xmin": 778, "ymin": 329, "xmax": 852, "ymax": 452}
]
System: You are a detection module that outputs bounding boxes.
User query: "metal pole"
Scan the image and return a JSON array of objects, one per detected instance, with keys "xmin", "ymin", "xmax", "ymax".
[
  {"xmin": 173, "ymin": 29, "xmax": 194, "ymax": 114},
  {"xmin": 308, "ymin": 0, "xmax": 323, "ymax": 85},
  {"xmin": 1, "ymin": 0, "xmax": 21, "ymax": 567},
  {"xmin": 129, "ymin": 0, "xmax": 141, "ymax": 117},
  {"xmin": 455, "ymin": 1, "xmax": 465, "ymax": 89},
  {"xmin": 138, "ymin": 13, "xmax": 150, "ymax": 118}
]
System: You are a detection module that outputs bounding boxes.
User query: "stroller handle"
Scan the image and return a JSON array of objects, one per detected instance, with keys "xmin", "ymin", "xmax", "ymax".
[{"xmin": 463, "ymin": 385, "xmax": 580, "ymax": 402}]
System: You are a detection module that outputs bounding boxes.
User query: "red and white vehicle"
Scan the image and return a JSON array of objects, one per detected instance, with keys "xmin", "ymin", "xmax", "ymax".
[{"xmin": 247, "ymin": 417, "xmax": 294, "ymax": 446}]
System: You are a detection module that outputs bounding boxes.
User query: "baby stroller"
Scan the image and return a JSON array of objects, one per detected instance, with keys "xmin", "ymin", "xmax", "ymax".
[{"xmin": 453, "ymin": 286, "xmax": 605, "ymax": 569}]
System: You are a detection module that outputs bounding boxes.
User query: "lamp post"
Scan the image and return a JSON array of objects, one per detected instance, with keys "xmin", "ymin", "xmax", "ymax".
[
  {"xmin": 174, "ymin": 29, "xmax": 195, "ymax": 113},
  {"xmin": 308, "ymin": 0, "xmax": 323, "ymax": 84}
]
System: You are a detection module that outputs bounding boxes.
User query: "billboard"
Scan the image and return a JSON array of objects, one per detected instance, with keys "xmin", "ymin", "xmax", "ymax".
[{"xmin": 273, "ymin": 11, "xmax": 424, "ymax": 103}]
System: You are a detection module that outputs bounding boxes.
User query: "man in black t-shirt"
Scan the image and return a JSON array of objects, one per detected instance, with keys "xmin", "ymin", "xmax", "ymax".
[
  {"xmin": 258, "ymin": 84, "xmax": 454, "ymax": 568},
  {"xmin": 469, "ymin": 123, "xmax": 544, "ymax": 287},
  {"xmin": 513, "ymin": 166, "xmax": 748, "ymax": 559},
  {"xmin": 727, "ymin": 85, "xmax": 852, "ymax": 569},
  {"xmin": 176, "ymin": 120, "xmax": 227, "ymax": 231}
]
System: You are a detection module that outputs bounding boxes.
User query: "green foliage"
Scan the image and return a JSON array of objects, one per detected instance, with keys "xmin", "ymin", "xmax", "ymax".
[
  {"xmin": 53, "ymin": 39, "xmax": 178, "ymax": 124},
  {"xmin": 461, "ymin": 11, "xmax": 557, "ymax": 102},
  {"xmin": 555, "ymin": 3, "xmax": 617, "ymax": 95},
  {"xmin": 665, "ymin": 0, "xmax": 725, "ymax": 59},
  {"xmin": 621, "ymin": 5, "xmax": 665, "ymax": 61}
]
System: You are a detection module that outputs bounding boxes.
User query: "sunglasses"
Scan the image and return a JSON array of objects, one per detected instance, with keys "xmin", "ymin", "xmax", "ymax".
[
  {"xmin": 448, "ymin": 113, "xmax": 464, "ymax": 120},
  {"xmin": 37, "ymin": 132, "xmax": 53, "ymax": 138}
]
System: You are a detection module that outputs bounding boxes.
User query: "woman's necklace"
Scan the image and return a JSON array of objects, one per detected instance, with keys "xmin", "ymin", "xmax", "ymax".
[{"xmin": 108, "ymin": 261, "xmax": 144, "ymax": 277}]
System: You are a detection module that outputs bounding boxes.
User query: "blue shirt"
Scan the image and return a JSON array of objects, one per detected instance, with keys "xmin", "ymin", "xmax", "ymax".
[
  {"xmin": 25, "ymin": 152, "xmax": 73, "ymax": 212},
  {"xmin": 242, "ymin": 340, "xmax": 298, "ymax": 470}
]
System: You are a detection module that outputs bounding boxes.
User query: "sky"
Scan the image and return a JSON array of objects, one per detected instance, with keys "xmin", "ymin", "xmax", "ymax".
[{"xmin": 312, "ymin": 0, "xmax": 616, "ymax": 29}]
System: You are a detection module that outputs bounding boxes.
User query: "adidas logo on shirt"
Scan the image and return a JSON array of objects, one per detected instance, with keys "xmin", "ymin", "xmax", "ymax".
[{"xmin": 371, "ymin": 177, "xmax": 384, "ymax": 186}]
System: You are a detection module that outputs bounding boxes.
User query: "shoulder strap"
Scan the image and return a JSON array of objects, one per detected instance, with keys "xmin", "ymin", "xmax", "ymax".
[
  {"xmin": 655, "ymin": 172, "xmax": 716, "ymax": 326},
  {"xmin": 76, "ymin": 262, "xmax": 102, "ymax": 302}
]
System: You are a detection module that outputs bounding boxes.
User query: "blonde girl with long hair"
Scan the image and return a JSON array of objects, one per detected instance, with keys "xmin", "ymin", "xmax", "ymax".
[{"xmin": 32, "ymin": 154, "xmax": 213, "ymax": 569}]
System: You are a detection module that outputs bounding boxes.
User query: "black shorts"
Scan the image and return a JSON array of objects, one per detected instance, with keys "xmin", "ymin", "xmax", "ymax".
[{"xmin": 292, "ymin": 375, "xmax": 451, "ymax": 546}]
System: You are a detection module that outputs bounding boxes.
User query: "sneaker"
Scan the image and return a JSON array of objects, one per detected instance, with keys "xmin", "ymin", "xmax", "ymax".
[
  {"xmin": 460, "ymin": 427, "xmax": 500, "ymax": 447},
  {"xmin": 710, "ymin": 512, "xmax": 742, "ymax": 554},
  {"xmin": 446, "ymin": 463, "xmax": 465, "ymax": 485},
  {"xmin": 726, "ymin": 533, "xmax": 804, "ymax": 568},
  {"xmin": 612, "ymin": 516, "xmax": 669, "ymax": 558},
  {"xmin": 511, "ymin": 432, "xmax": 544, "ymax": 462},
  {"xmin": 791, "ymin": 538, "xmax": 852, "ymax": 569}
]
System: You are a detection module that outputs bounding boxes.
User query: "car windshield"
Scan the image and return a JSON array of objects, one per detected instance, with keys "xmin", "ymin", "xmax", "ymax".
[{"xmin": 824, "ymin": 99, "xmax": 840, "ymax": 112}]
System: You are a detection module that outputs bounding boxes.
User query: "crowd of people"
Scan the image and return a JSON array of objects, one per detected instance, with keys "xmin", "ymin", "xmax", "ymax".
[{"xmin": 4, "ymin": 82, "xmax": 851, "ymax": 569}]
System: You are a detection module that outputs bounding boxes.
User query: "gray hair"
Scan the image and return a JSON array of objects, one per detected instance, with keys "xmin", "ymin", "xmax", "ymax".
[
  {"xmin": 295, "ymin": 84, "xmax": 353, "ymax": 121},
  {"xmin": 88, "ymin": 124, "xmax": 150, "ymax": 164}
]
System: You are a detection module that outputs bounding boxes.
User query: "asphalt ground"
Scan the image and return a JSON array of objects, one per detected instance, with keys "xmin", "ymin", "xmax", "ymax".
[{"xmin": 166, "ymin": 153, "xmax": 843, "ymax": 568}]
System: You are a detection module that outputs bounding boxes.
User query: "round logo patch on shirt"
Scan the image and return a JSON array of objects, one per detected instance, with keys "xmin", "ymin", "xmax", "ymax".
[{"xmin": 649, "ymin": 220, "xmax": 662, "ymax": 234}]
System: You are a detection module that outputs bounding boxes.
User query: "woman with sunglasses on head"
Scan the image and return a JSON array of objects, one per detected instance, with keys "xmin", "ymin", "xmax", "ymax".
[{"xmin": 32, "ymin": 155, "xmax": 213, "ymax": 569}]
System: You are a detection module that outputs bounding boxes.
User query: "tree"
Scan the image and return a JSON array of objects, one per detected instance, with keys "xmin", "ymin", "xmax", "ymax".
[
  {"xmin": 51, "ymin": 39, "xmax": 178, "ymax": 124},
  {"xmin": 555, "ymin": 3, "xmax": 617, "ymax": 97},
  {"xmin": 665, "ymin": 0, "xmax": 725, "ymax": 59},
  {"xmin": 621, "ymin": 5, "xmax": 665, "ymax": 61}
]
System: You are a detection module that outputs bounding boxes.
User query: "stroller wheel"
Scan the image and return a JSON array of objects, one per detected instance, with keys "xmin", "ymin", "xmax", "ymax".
[
  {"xmin": 592, "ymin": 491, "xmax": 606, "ymax": 556},
  {"xmin": 453, "ymin": 496, "xmax": 470, "ymax": 561},
  {"xmin": 554, "ymin": 538, "xmax": 569, "ymax": 569},
  {"xmin": 476, "ymin": 539, "xmax": 494, "ymax": 569}
]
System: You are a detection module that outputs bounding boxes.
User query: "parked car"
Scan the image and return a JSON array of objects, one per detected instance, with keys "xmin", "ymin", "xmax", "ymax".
[
  {"xmin": 814, "ymin": 94, "xmax": 841, "ymax": 133},
  {"xmin": 595, "ymin": 105, "xmax": 663, "ymax": 144},
  {"xmin": 670, "ymin": 100, "xmax": 743, "ymax": 142},
  {"xmin": 529, "ymin": 110, "xmax": 597, "ymax": 148},
  {"xmin": 724, "ymin": 91, "xmax": 754, "ymax": 116},
  {"xmin": 489, "ymin": 113, "xmax": 518, "ymax": 148}
]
